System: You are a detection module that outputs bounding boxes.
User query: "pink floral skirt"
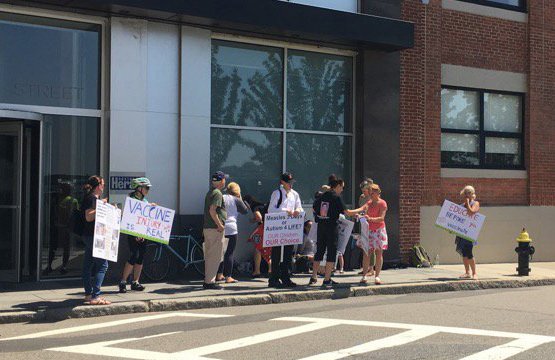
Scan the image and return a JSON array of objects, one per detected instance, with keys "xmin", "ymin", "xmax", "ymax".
[{"xmin": 368, "ymin": 227, "xmax": 388, "ymax": 251}]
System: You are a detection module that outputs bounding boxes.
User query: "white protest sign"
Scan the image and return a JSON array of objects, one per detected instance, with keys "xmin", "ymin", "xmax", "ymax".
[
  {"xmin": 435, "ymin": 199, "xmax": 485, "ymax": 242},
  {"xmin": 92, "ymin": 200, "xmax": 121, "ymax": 262},
  {"xmin": 263, "ymin": 212, "xmax": 304, "ymax": 247},
  {"xmin": 337, "ymin": 217, "xmax": 354, "ymax": 255},
  {"xmin": 120, "ymin": 197, "xmax": 175, "ymax": 245},
  {"xmin": 357, "ymin": 218, "xmax": 371, "ymax": 255}
]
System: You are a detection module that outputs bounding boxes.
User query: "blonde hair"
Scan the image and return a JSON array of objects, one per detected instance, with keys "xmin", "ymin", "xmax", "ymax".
[
  {"xmin": 320, "ymin": 185, "xmax": 331, "ymax": 192},
  {"xmin": 359, "ymin": 178, "xmax": 374, "ymax": 191},
  {"xmin": 227, "ymin": 182, "xmax": 241, "ymax": 196},
  {"xmin": 460, "ymin": 185, "xmax": 476, "ymax": 200},
  {"xmin": 370, "ymin": 184, "xmax": 381, "ymax": 194}
]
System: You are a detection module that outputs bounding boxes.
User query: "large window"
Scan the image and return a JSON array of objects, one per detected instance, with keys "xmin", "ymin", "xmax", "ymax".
[
  {"xmin": 211, "ymin": 40, "xmax": 353, "ymax": 204},
  {"xmin": 457, "ymin": 0, "xmax": 526, "ymax": 12},
  {"xmin": 441, "ymin": 87, "xmax": 524, "ymax": 169}
]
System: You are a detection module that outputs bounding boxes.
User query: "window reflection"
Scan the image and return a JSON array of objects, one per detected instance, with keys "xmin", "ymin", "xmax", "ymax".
[{"xmin": 441, "ymin": 89, "xmax": 479, "ymax": 130}]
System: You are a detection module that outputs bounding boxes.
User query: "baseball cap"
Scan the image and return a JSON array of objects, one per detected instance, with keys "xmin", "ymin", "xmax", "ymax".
[
  {"xmin": 211, "ymin": 171, "xmax": 229, "ymax": 182},
  {"xmin": 280, "ymin": 172, "xmax": 295, "ymax": 183}
]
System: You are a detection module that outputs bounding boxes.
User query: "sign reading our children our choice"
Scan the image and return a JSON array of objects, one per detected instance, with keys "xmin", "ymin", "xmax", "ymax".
[
  {"xmin": 120, "ymin": 197, "xmax": 175, "ymax": 244},
  {"xmin": 263, "ymin": 212, "xmax": 305, "ymax": 247},
  {"xmin": 435, "ymin": 199, "xmax": 485, "ymax": 242}
]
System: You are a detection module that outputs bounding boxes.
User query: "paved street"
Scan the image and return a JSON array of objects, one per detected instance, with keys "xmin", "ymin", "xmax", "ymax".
[{"xmin": 1, "ymin": 285, "xmax": 555, "ymax": 359}]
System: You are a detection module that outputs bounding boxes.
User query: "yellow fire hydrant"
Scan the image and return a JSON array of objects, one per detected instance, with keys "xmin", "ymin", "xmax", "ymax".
[{"xmin": 515, "ymin": 228, "xmax": 535, "ymax": 276}]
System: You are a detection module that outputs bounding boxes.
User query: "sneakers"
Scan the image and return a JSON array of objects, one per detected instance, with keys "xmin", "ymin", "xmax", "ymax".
[
  {"xmin": 322, "ymin": 279, "xmax": 339, "ymax": 287},
  {"xmin": 268, "ymin": 279, "xmax": 282, "ymax": 288},
  {"xmin": 203, "ymin": 282, "xmax": 223, "ymax": 290},
  {"xmin": 131, "ymin": 281, "xmax": 145, "ymax": 291},
  {"xmin": 119, "ymin": 281, "xmax": 127, "ymax": 293},
  {"xmin": 308, "ymin": 277, "xmax": 318, "ymax": 286},
  {"xmin": 374, "ymin": 277, "xmax": 382, "ymax": 285}
]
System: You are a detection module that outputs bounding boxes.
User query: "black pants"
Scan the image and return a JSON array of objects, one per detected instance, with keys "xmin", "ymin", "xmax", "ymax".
[
  {"xmin": 270, "ymin": 245, "xmax": 294, "ymax": 283},
  {"xmin": 128, "ymin": 236, "xmax": 147, "ymax": 265},
  {"xmin": 218, "ymin": 234, "xmax": 237, "ymax": 277},
  {"xmin": 314, "ymin": 222, "xmax": 338, "ymax": 263}
]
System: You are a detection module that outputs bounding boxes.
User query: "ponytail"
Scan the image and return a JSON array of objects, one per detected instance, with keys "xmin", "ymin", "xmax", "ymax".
[{"xmin": 83, "ymin": 175, "xmax": 103, "ymax": 194}]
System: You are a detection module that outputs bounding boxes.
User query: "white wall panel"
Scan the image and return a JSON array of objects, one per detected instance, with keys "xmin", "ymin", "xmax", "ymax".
[{"xmin": 180, "ymin": 26, "xmax": 212, "ymax": 214}]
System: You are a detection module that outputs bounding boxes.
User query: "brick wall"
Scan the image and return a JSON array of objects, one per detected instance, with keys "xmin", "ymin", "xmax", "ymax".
[{"xmin": 399, "ymin": 0, "xmax": 554, "ymax": 262}]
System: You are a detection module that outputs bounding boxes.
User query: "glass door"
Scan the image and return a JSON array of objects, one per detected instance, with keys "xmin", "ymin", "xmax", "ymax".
[{"xmin": 0, "ymin": 122, "xmax": 23, "ymax": 282}]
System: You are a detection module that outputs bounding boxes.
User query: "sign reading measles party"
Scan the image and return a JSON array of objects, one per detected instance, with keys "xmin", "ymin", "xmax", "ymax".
[
  {"xmin": 435, "ymin": 199, "xmax": 485, "ymax": 242},
  {"xmin": 120, "ymin": 197, "xmax": 175, "ymax": 244},
  {"xmin": 263, "ymin": 212, "xmax": 304, "ymax": 247}
]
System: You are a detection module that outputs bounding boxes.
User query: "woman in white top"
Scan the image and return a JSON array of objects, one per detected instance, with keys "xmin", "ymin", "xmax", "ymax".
[{"xmin": 216, "ymin": 182, "xmax": 249, "ymax": 283}]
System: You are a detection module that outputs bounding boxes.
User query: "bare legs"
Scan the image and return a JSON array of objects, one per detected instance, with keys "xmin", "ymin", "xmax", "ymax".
[
  {"xmin": 462, "ymin": 257, "xmax": 477, "ymax": 279},
  {"xmin": 121, "ymin": 262, "xmax": 143, "ymax": 283}
]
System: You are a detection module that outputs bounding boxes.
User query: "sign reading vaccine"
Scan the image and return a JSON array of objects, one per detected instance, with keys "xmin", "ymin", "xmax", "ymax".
[
  {"xmin": 435, "ymin": 199, "xmax": 485, "ymax": 242},
  {"xmin": 120, "ymin": 197, "xmax": 175, "ymax": 244},
  {"xmin": 263, "ymin": 212, "xmax": 304, "ymax": 247}
]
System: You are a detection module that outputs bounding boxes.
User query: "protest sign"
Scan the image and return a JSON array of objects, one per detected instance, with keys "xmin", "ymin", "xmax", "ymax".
[
  {"xmin": 337, "ymin": 217, "xmax": 354, "ymax": 255},
  {"xmin": 92, "ymin": 200, "xmax": 121, "ymax": 262},
  {"xmin": 120, "ymin": 197, "xmax": 175, "ymax": 244},
  {"xmin": 357, "ymin": 218, "xmax": 371, "ymax": 255},
  {"xmin": 263, "ymin": 212, "xmax": 304, "ymax": 247},
  {"xmin": 435, "ymin": 199, "xmax": 485, "ymax": 242}
]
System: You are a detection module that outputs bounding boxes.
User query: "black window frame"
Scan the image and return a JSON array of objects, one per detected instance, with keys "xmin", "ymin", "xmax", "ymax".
[
  {"xmin": 441, "ymin": 85, "xmax": 525, "ymax": 170},
  {"xmin": 455, "ymin": 0, "xmax": 527, "ymax": 13}
]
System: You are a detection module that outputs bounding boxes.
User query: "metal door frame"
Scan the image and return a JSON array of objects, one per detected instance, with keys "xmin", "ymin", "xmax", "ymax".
[{"xmin": 0, "ymin": 110, "xmax": 43, "ymax": 282}]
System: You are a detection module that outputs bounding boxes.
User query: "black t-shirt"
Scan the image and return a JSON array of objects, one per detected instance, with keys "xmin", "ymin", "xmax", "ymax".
[
  {"xmin": 81, "ymin": 193, "xmax": 97, "ymax": 237},
  {"xmin": 313, "ymin": 190, "xmax": 345, "ymax": 224}
]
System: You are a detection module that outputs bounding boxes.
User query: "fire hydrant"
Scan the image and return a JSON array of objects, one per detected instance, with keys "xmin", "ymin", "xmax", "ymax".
[{"xmin": 515, "ymin": 228, "xmax": 535, "ymax": 276}]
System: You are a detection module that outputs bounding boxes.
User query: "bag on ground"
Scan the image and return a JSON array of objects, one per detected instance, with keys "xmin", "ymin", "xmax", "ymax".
[{"xmin": 410, "ymin": 244, "xmax": 432, "ymax": 268}]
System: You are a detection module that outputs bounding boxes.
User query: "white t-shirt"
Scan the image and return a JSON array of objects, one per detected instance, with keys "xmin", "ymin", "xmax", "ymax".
[{"xmin": 268, "ymin": 186, "xmax": 302, "ymax": 214}]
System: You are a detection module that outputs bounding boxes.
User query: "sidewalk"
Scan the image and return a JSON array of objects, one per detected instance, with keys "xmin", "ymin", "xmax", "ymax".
[{"xmin": 1, "ymin": 262, "xmax": 554, "ymax": 324}]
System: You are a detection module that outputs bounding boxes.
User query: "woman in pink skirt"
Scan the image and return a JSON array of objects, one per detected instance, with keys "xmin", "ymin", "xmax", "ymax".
[{"xmin": 357, "ymin": 184, "xmax": 388, "ymax": 285}]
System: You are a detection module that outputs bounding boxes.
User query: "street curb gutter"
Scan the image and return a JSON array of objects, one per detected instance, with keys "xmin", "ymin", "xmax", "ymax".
[{"xmin": 2, "ymin": 278, "xmax": 554, "ymax": 324}]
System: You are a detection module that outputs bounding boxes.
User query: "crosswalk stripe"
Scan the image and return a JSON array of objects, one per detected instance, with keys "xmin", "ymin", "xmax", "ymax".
[
  {"xmin": 0, "ymin": 312, "xmax": 232, "ymax": 341},
  {"xmin": 174, "ymin": 321, "xmax": 336, "ymax": 357},
  {"xmin": 458, "ymin": 336, "xmax": 555, "ymax": 360},
  {"xmin": 297, "ymin": 328, "xmax": 439, "ymax": 360}
]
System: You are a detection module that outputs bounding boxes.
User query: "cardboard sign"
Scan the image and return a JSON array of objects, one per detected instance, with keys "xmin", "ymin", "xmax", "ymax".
[
  {"xmin": 92, "ymin": 200, "xmax": 121, "ymax": 262},
  {"xmin": 357, "ymin": 218, "xmax": 371, "ymax": 255},
  {"xmin": 435, "ymin": 199, "xmax": 485, "ymax": 242},
  {"xmin": 337, "ymin": 217, "xmax": 355, "ymax": 255},
  {"xmin": 120, "ymin": 197, "xmax": 175, "ymax": 244},
  {"xmin": 263, "ymin": 212, "xmax": 305, "ymax": 247}
]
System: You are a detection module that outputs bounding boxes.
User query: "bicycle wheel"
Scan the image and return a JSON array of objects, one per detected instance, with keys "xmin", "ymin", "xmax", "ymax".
[
  {"xmin": 190, "ymin": 244, "xmax": 205, "ymax": 277},
  {"xmin": 142, "ymin": 243, "xmax": 170, "ymax": 282}
]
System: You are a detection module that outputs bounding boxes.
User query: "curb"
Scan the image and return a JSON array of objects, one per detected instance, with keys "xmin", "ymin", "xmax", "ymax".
[{"xmin": 2, "ymin": 278, "xmax": 554, "ymax": 324}]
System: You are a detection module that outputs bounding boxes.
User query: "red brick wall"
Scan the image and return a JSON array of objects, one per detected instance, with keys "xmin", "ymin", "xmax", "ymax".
[{"xmin": 399, "ymin": 0, "xmax": 554, "ymax": 262}]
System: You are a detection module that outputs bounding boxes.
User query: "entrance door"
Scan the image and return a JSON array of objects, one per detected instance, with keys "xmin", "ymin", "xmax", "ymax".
[{"xmin": 0, "ymin": 122, "xmax": 23, "ymax": 282}]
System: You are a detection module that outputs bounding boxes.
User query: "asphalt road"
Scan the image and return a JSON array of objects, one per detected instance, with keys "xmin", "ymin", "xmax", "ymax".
[{"xmin": 1, "ymin": 286, "xmax": 555, "ymax": 359}]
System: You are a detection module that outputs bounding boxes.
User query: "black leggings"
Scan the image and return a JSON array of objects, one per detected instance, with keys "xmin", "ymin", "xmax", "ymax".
[
  {"xmin": 128, "ymin": 236, "xmax": 146, "ymax": 265},
  {"xmin": 218, "ymin": 234, "xmax": 237, "ymax": 277},
  {"xmin": 314, "ymin": 222, "xmax": 338, "ymax": 263}
]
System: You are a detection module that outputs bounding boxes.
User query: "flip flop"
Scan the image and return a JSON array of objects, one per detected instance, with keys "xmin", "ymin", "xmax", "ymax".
[
  {"xmin": 89, "ymin": 297, "xmax": 111, "ymax": 305},
  {"xmin": 459, "ymin": 273, "xmax": 472, "ymax": 279}
]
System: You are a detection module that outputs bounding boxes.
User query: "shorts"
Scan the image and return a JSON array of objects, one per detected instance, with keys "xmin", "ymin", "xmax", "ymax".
[
  {"xmin": 314, "ymin": 222, "xmax": 338, "ymax": 263},
  {"xmin": 455, "ymin": 237, "xmax": 474, "ymax": 259}
]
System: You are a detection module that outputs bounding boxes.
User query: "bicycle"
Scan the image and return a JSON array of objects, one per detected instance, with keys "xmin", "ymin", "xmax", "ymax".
[{"xmin": 142, "ymin": 230, "xmax": 204, "ymax": 282}]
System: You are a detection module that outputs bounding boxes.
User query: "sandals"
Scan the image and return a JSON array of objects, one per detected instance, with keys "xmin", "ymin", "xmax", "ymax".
[
  {"xmin": 459, "ymin": 273, "xmax": 472, "ymax": 279},
  {"xmin": 359, "ymin": 277, "xmax": 368, "ymax": 285},
  {"xmin": 374, "ymin": 277, "xmax": 382, "ymax": 285},
  {"xmin": 225, "ymin": 277, "xmax": 238, "ymax": 283},
  {"xmin": 88, "ymin": 297, "xmax": 111, "ymax": 305}
]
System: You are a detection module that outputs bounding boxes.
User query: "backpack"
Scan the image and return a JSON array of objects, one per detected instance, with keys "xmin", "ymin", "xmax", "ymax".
[{"xmin": 410, "ymin": 244, "xmax": 433, "ymax": 268}]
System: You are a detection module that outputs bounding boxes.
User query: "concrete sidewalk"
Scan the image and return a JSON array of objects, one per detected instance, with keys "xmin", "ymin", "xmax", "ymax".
[{"xmin": 1, "ymin": 262, "xmax": 554, "ymax": 324}]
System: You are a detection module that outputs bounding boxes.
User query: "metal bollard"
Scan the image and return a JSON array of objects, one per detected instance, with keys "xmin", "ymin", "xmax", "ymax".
[{"xmin": 515, "ymin": 228, "xmax": 535, "ymax": 276}]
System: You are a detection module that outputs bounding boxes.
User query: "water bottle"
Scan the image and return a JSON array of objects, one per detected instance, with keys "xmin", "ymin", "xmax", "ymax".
[{"xmin": 434, "ymin": 254, "xmax": 440, "ymax": 267}]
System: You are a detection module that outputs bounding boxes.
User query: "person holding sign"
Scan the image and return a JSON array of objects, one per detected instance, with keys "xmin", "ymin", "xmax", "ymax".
[
  {"xmin": 202, "ymin": 171, "xmax": 228, "ymax": 290},
  {"xmin": 309, "ymin": 178, "xmax": 362, "ymax": 287},
  {"xmin": 456, "ymin": 185, "xmax": 480, "ymax": 280},
  {"xmin": 118, "ymin": 177, "xmax": 154, "ymax": 293},
  {"xmin": 81, "ymin": 175, "xmax": 111, "ymax": 305},
  {"xmin": 358, "ymin": 178, "xmax": 376, "ymax": 278},
  {"xmin": 357, "ymin": 184, "xmax": 388, "ymax": 285},
  {"xmin": 268, "ymin": 172, "xmax": 303, "ymax": 288}
]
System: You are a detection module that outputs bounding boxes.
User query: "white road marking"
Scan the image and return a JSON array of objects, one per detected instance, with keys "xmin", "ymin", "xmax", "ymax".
[
  {"xmin": 0, "ymin": 312, "xmax": 232, "ymax": 341},
  {"xmin": 297, "ymin": 328, "xmax": 440, "ymax": 360},
  {"xmin": 39, "ymin": 314, "xmax": 555, "ymax": 360},
  {"xmin": 174, "ymin": 321, "xmax": 336, "ymax": 357}
]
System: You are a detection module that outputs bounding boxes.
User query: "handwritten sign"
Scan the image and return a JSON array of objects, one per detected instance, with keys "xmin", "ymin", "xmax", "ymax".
[
  {"xmin": 92, "ymin": 200, "xmax": 121, "ymax": 262},
  {"xmin": 337, "ymin": 217, "xmax": 355, "ymax": 255},
  {"xmin": 263, "ymin": 212, "xmax": 304, "ymax": 247},
  {"xmin": 120, "ymin": 197, "xmax": 175, "ymax": 244},
  {"xmin": 435, "ymin": 199, "xmax": 485, "ymax": 242}
]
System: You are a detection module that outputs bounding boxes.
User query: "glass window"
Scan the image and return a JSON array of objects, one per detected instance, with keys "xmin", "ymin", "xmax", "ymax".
[
  {"xmin": 287, "ymin": 50, "xmax": 352, "ymax": 133},
  {"xmin": 211, "ymin": 41, "xmax": 283, "ymax": 128},
  {"xmin": 210, "ymin": 128, "xmax": 282, "ymax": 201},
  {"xmin": 0, "ymin": 13, "xmax": 101, "ymax": 109},
  {"xmin": 457, "ymin": 0, "xmax": 526, "ymax": 11},
  {"xmin": 441, "ymin": 87, "xmax": 524, "ymax": 169},
  {"xmin": 41, "ymin": 115, "xmax": 100, "ymax": 278},
  {"xmin": 441, "ymin": 89, "xmax": 479, "ymax": 130},
  {"xmin": 287, "ymin": 133, "xmax": 351, "ymax": 204},
  {"xmin": 484, "ymin": 93, "xmax": 521, "ymax": 132},
  {"xmin": 485, "ymin": 137, "xmax": 521, "ymax": 167},
  {"xmin": 280, "ymin": 0, "xmax": 358, "ymax": 13},
  {"xmin": 211, "ymin": 41, "xmax": 354, "ymax": 204},
  {"xmin": 441, "ymin": 133, "xmax": 480, "ymax": 166}
]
